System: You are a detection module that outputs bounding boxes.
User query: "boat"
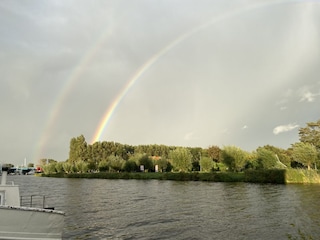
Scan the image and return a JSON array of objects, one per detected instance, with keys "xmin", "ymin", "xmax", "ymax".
[{"xmin": 0, "ymin": 165, "xmax": 65, "ymax": 239}]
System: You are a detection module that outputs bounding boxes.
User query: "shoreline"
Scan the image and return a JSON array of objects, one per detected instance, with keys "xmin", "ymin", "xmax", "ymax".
[{"xmin": 39, "ymin": 169, "xmax": 320, "ymax": 184}]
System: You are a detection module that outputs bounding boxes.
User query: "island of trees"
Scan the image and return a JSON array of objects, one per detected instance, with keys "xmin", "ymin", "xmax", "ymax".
[{"xmin": 39, "ymin": 119, "xmax": 320, "ymax": 183}]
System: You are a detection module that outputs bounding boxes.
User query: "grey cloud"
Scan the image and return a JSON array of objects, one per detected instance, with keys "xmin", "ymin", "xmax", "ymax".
[{"xmin": 1, "ymin": 0, "xmax": 320, "ymax": 166}]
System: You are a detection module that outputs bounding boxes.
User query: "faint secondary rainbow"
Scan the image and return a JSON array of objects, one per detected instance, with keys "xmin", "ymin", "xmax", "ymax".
[
  {"xmin": 34, "ymin": 30, "xmax": 111, "ymax": 161},
  {"xmin": 91, "ymin": 0, "xmax": 303, "ymax": 144}
]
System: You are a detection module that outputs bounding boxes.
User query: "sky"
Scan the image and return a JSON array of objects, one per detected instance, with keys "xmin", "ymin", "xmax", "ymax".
[{"xmin": 1, "ymin": 0, "xmax": 320, "ymax": 166}]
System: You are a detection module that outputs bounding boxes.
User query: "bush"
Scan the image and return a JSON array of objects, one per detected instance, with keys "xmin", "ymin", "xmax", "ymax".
[
  {"xmin": 123, "ymin": 160, "xmax": 138, "ymax": 172},
  {"xmin": 244, "ymin": 169, "xmax": 286, "ymax": 184}
]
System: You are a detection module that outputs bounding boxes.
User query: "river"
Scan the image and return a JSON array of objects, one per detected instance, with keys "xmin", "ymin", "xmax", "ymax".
[{"xmin": 7, "ymin": 175, "xmax": 320, "ymax": 239}]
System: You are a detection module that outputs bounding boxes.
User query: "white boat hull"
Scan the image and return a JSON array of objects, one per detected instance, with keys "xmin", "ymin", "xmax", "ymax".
[{"xmin": 0, "ymin": 206, "xmax": 64, "ymax": 240}]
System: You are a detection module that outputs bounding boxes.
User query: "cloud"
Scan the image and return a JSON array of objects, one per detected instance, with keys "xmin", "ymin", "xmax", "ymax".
[
  {"xmin": 184, "ymin": 132, "xmax": 194, "ymax": 141},
  {"xmin": 273, "ymin": 123, "xmax": 299, "ymax": 135},
  {"xmin": 242, "ymin": 125, "xmax": 248, "ymax": 129},
  {"xmin": 299, "ymin": 90, "xmax": 319, "ymax": 102}
]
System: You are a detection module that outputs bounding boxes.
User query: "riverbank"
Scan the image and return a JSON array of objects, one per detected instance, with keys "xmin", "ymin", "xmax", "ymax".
[
  {"xmin": 37, "ymin": 169, "xmax": 310, "ymax": 184},
  {"xmin": 40, "ymin": 169, "xmax": 320, "ymax": 184}
]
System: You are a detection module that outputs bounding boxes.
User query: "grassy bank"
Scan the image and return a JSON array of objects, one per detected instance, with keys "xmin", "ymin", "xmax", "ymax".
[
  {"xmin": 42, "ymin": 171, "xmax": 245, "ymax": 182},
  {"xmin": 285, "ymin": 169, "xmax": 320, "ymax": 184},
  {"xmin": 41, "ymin": 169, "xmax": 320, "ymax": 184}
]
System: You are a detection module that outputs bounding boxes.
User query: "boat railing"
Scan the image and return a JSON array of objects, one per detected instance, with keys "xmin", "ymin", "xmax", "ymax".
[{"xmin": 20, "ymin": 195, "xmax": 50, "ymax": 209}]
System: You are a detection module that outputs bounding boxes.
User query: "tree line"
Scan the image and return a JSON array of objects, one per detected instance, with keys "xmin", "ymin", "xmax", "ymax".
[{"xmin": 41, "ymin": 119, "xmax": 320, "ymax": 174}]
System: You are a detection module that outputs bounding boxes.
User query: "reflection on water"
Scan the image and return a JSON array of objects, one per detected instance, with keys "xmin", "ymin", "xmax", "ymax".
[{"xmin": 8, "ymin": 175, "xmax": 320, "ymax": 239}]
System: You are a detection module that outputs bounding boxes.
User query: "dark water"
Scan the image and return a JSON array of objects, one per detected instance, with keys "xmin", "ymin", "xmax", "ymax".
[{"xmin": 7, "ymin": 175, "xmax": 320, "ymax": 240}]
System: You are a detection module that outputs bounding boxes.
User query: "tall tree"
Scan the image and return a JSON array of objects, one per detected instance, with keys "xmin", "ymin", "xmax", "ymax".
[
  {"xmin": 299, "ymin": 119, "xmax": 320, "ymax": 151},
  {"xmin": 69, "ymin": 135, "xmax": 88, "ymax": 163},
  {"xmin": 292, "ymin": 142, "xmax": 318, "ymax": 170}
]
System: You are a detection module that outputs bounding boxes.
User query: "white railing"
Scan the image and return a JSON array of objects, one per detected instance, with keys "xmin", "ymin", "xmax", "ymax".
[{"xmin": 20, "ymin": 195, "xmax": 50, "ymax": 209}]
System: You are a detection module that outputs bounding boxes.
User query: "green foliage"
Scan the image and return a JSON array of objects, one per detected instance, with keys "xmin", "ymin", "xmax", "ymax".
[
  {"xmin": 256, "ymin": 147, "xmax": 278, "ymax": 169},
  {"xmin": 75, "ymin": 161, "xmax": 88, "ymax": 173},
  {"xmin": 60, "ymin": 118, "xmax": 319, "ymax": 175},
  {"xmin": 244, "ymin": 169, "xmax": 286, "ymax": 183},
  {"xmin": 63, "ymin": 162, "xmax": 73, "ymax": 173},
  {"xmin": 86, "ymin": 160, "xmax": 97, "ymax": 171},
  {"xmin": 42, "ymin": 162, "xmax": 57, "ymax": 174},
  {"xmin": 221, "ymin": 146, "xmax": 248, "ymax": 172},
  {"xmin": 134, "ymin": 144, "xmax": 171, "ymax": 158},
  {"xmin": 98, "ymin": 160, "xmax": 109, "ymax": 172},
  {"xmin": 107, "ymin": 155, "xmax": 125, "ymax": 172},
  {"xmin": 199, "ymin": 156, "xmax": 214, "ymax": 172},
  {"xmin": 55, "ymin": 162, "xmax": 64, "ymax": 173},
  {"xmin": 123, "ymin": 160, "xmax": 138, "ymax": 172},
  {"xmin": 243, "ymin": 152, "xmax": 258, "ymax": 170},
  {"xmin": 285, "ymin": 169, "xmax": 320, "ymax": 183},
  {"xmin": 188, "ymin": 147, "xmax": 202, "ymax": 162},
  {"xmin": 42, "ymin": 169, "xmax": 320, "ymax": 184},
  {"xmin": 2, "ymin": 163, "xmax": 14, "ymax": 168},
  {"xmin": 207, "ymin": 145, "xmax": 221, "ymax": 162},
  {"xmin": 299, "ymin": 119, "xmax": 320, "ymax": 151},
  {"xmin": 138, "ymin": 154, "xmax": 154, "ymax": 172},
  {"xmin": 69, "ymin": 135, "xmax": 88, "ymax": 163},
  {"xmin": 292, "ymin": 142, "xmax": 318, "ymax": 170},
  {"xmin": 169, "ymin": 147, "xmax": 193, "ymax": 172},
  {"xmin": 260, "ymin": 145, "xmax": 291, "ymax": 167},
  {"xmin": 128, "ymin": 153, "xmax": 144, "ymax": 166},
  {"xmin": 155, "ymin": 157, "xmax": 172, "ymax": 172},
  {"xmin": 39, "ymin": 159, "xmax": 56, "ymax": 165}
]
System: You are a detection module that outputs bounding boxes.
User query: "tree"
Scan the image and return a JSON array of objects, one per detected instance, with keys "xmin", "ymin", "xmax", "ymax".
[
  {"xmin": 257, "ymin": 145, "xmax": 291, "ymax": 167},
  {"xmin": 69, "ymin": 135, "xmax": 88, "ymax": 163},
  {"xmin": 199, "ymin": 156, "xmax": 214, "ymax": 172},
  {"xmin": 42, "ymin": 162, "xmax": 57, "ymax": 174},
  {"xmin": 39, "ymin": 159, "xmax": 56, "ymax": 165},
  {"xmin": 27, "ymin": 163, "xmax": 34, "ymax": 168},
  {"xmin": 55, "ymin": 162, "xmax": 64, "ymax": 173},
  {"xmin": 299, "ymin": 119, "xmax": 320, "ymax": 151},
  {"xmin": 123, "ymin": 160, "xmax": 138, "ymax": 172},
  {"xmin": 221, "ymin": 146, "xmax": 248, "ymax": 172},
  {"xmin": 156, "ymin": 157, "xmax": 170, "ymax": 172},
  {"xmin": 98, "ymin": 160, "xmax": 109, "ymax": 172},
  {"xmin": 207, "ymin": 145, "xmax": 221, "ymax": 162},
  {"xmin": 63, "ymin": 162, "xmax": 73, "ymax": 173},
  {"xmin": 187, "ymin": 147, "xmax": 202, "ymax": 171},
  {"xmin": 75, "ymin": 161, "xmax": 88, "ymax": 173},
  {"xmin": 292, "ymin": 142, "xmax": 318, "ymax": 170},
  {"xmin": 107, "ymin": 155, "xmax": 125, "ymax": 172},
  {"xmin": 256, "ymin": 147, "xmax": 278, "ymax": 169},
  {"xmin": 169, "ymin": 148, "xmax": 193, "ymax": 172},
  {"xmin": 138, "ymin": 154, "xmax": 154, "ymax": 172}
]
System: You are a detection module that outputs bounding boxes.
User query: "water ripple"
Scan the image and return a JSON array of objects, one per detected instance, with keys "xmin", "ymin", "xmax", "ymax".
[{"xmin": 8, "ymin": 176, "xmax": 320, "ymax": 239}]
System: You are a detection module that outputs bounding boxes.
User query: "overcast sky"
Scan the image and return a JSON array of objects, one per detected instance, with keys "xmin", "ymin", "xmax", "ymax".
[{"xmin": 1, "ymin": 0, "xmax": 320, "ymax": 166}]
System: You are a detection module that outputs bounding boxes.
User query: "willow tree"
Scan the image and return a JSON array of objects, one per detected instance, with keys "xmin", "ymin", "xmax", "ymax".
[
  {"xmin": 199, "ymin": 156, "xmax": 214, "ymax": 172},
  {"xmin": 292, "ymin": 142, "xmax": 318, "ymax": 170},
  {"xmin": 256, "ymin": 147, "xmax": 278, "ymax": 169},
  {"xmin": 169, "ymin": 148, "xmax": 193, "ymax": 172},
  {"xmin": 221, "ymin": 146, "xmax": 248, "ymax": 172}
]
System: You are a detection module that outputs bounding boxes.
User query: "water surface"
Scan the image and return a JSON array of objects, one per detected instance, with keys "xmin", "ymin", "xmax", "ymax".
[{"xmin": 8, "ymin": 175, "xmax": 320, "ymax": 239}]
